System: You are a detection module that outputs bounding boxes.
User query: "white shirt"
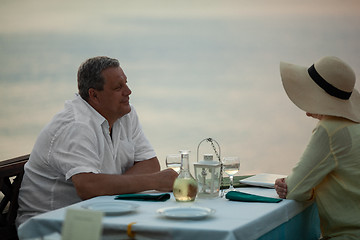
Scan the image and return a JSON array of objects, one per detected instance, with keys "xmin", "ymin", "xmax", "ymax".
[{"xmin": 17, "ymin": 95, "xmax": 156, "ymax": 226}]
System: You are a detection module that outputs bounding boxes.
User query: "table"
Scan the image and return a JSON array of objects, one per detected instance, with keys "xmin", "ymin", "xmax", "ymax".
[{"xmin": 18, "ymin": 187, "xmax": 320, "ymax": 240}]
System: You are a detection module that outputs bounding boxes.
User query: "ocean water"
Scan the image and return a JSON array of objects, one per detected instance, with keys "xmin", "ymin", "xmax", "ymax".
[{"xmin": 1, "ymin": 0, "xmax": 360, "ymax": 175}]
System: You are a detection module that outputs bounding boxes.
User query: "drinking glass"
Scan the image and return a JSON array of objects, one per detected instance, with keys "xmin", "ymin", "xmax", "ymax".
[
  {"xmin": 166, "ymin": 154, "xmax": 181, "ymax": 173},
  {"xmin": 222, "ymin": 156, "xmax": 240, "ymax": 192}
]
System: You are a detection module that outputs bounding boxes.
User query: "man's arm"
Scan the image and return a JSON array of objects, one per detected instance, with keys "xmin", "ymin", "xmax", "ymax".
[
  {"xmin": 71, "ymin": 157, "xmax": 177, "ymax": 200},
  {"xmin": 123, "ymin": 157, "xmax": 160, "ymax": 175}
]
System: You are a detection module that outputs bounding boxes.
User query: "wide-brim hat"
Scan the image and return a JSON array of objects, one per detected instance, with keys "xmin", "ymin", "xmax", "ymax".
[{"xmin": 280, "ymin": 56, "xmax": 360, "ymax": 123}]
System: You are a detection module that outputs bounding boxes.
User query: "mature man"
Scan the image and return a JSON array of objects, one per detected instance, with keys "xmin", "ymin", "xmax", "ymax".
[{"xmin": 16, "ymin": 56, "xmax": 178, "ymax": 226}]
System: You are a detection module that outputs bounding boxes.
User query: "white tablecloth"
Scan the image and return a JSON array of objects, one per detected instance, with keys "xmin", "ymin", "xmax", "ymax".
[{"xmin": 18, "ymin": 187, "xmax": 320, "ymax": 240}]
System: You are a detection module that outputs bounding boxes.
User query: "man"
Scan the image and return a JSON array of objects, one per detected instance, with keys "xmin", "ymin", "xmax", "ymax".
[{"xmin": 16, "ymin": 56, "xmax": 178, "ymax": 226}]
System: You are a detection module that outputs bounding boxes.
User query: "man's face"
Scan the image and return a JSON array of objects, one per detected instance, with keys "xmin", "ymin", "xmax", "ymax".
[{"xmin": 94, "ymin": 66, "xmax": 132, "ymax": 123}]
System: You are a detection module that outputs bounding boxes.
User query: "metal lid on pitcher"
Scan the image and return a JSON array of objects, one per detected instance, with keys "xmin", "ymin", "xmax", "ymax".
[{"xmin": 194, "ymin": 154, "xmax": 220, "ymax": 167}]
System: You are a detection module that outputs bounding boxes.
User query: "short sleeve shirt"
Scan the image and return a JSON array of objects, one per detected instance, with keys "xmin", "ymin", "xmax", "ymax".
[{"xmin": 17, "ymin": 95, "xmax": 156, "ymax": 226}]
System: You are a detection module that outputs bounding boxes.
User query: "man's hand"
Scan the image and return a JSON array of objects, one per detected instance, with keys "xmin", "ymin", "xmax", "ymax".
[
  {"xmin": 275, "ymin": 178, "xmax": 288, "ymax": 199},
  {"xmin": 151, "ymin": 168, "xmax": 178, "ymax": 192}
]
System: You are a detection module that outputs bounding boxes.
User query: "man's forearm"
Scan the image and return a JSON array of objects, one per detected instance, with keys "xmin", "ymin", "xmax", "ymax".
[
  {"xmin": 71, "ymin": 172, "xmax": 159, "ymax": 200},
  {"xmin": 124, "ymin": 157, "xmax": 160, "ymax": 175}
]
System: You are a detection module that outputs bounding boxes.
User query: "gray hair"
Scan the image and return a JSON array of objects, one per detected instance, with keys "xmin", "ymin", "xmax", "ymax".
[{"xmin": 77, "ymin": 56, "xmax": 120, "ymax": 101}]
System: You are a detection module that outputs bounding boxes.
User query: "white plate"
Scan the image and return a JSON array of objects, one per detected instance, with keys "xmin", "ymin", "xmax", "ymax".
[
  {"xmin": 82, "ymin": 201, "xmax": 139, "ymax": 215},
  {"xmin": 157, "ymin": 206, "xmax": 215, "ymax": 220}
]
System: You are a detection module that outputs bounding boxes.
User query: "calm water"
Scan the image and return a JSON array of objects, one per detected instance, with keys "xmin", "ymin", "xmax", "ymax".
[{"xmin": 1, "ymin": 0, "xmax": 360, "ymax": 175}]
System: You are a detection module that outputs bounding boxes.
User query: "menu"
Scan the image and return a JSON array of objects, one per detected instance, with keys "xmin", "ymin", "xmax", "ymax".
[{"xmin": 239, "ymin": 173, "xmax": 287, "ymax": 188}]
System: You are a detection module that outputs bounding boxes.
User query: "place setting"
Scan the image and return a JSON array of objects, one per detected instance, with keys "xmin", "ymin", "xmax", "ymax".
[
  {"xmin": 156, "ymin": 206, "xmax": 216, "ymax": 220},
  {"xmin": 81, "ymin": 201, "xmax": 140, "ymax": 216},
  {"xmin": 221, "ymin": 156, "xmax": 283, "ymax": 203}
]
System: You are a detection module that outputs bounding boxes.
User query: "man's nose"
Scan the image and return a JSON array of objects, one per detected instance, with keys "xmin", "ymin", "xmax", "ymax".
[{"xmin": 125, "ymin": 85, "xmax": 132, "ymax": 96}]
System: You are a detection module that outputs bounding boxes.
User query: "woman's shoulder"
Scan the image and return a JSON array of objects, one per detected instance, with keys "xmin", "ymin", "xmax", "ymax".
[{"xmin": 318, "ymin": 116, "xmax": 359, "ymax": 135}]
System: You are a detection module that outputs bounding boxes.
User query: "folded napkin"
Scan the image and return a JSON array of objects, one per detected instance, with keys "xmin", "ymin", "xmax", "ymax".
[
  {"xmin": 225, "ymin": 191, "xmax": 282, "ymax": 203},
  {"xmin": 115, "ymin": 193, "xmax": 170, "ymax": 202}
]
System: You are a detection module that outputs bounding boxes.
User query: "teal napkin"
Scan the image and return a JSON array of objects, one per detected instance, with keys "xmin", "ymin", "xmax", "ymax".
[
  {"xmin": 114, "ymin": 193, "xmax": 170, "ymax": 202},
  {"xmin": 225, "ymin": 191, "xmax": 282, "ymax": 203}
]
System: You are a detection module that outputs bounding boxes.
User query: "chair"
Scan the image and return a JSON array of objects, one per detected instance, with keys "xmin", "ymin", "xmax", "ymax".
[{"xmin": 0, "ymin": 154, "xmax": 29, "ymax": 240}]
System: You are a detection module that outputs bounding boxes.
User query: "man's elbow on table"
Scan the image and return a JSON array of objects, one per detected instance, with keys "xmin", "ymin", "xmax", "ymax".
[{"xmin": 71, "ymin": 172, "xmax": 109, "ymax": 200}]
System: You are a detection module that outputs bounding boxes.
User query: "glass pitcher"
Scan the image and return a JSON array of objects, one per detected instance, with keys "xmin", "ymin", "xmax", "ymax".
[{"xmin": 173, "ymin": 150, "xmax": 198, "ymax": 202}]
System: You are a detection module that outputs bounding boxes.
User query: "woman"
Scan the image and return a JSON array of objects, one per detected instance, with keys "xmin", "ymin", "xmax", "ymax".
[{"xmin": 275, "ymin": 56, "xmax": 360, "ymax": 239}]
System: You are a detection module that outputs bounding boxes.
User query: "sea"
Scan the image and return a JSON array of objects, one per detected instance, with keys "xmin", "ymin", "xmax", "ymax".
[{"xmin": 1, "ymin": 0, "xmax": 360, "ymax": 175}]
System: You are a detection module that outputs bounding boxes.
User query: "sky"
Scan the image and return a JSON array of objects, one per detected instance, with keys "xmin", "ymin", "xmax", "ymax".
[{"xmin": 1, "ymin": 0, "xmax": 360, "ymax": 34}]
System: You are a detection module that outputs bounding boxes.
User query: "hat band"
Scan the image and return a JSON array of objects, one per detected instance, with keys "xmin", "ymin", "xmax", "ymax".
[{"xmin": 308, "ymin": 65, "xmax": 352, "ymax": 100}]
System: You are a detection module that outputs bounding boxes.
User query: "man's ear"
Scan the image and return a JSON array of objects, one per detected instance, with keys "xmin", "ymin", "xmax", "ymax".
[{"xmin": 88, "ymin": 88, "xmax": 99, "ymax": 104}]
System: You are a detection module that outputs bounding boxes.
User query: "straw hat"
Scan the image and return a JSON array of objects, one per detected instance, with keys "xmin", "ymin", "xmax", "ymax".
[{"xmin": 280, "ymin": 56, "xmax": 360, "ymax": 123}]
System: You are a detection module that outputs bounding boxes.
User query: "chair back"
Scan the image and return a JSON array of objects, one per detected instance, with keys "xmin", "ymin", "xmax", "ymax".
[{"xmin": 0, "ymin": 154, "xmax": 29, "ymax": 240}]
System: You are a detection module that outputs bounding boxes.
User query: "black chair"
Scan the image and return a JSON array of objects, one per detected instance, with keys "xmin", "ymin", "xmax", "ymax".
[{"xmin": 0, "ymin": 154, "xmax": 29, "ymax": 240}]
